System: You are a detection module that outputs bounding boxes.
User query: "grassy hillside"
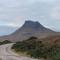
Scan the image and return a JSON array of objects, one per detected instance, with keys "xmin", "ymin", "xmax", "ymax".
[{"xmin": 12, "ymin": 36, "xmax": 60, "ymax": 60}]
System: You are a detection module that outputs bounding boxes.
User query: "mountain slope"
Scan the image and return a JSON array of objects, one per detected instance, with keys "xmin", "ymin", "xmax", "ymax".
[
  {"xmin": 12, "ymin": 21, "xmax": 54, "ymax": 35},
  {"xmin": 0, "ymin": 20, "xmax": 56, "ymax": 42}
]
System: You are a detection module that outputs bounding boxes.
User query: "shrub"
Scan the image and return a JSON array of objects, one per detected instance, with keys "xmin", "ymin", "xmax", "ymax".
[
  {"xmin": 28, "ymin": 37, "xmax": 38, "ymax": 40},
  {"xmin": 0, "ymin": 40, "xmax": 12, "ymax": 45},
  {"xmin": 12, "ymin": 37, "xmax": 60, "ymax": 60}
]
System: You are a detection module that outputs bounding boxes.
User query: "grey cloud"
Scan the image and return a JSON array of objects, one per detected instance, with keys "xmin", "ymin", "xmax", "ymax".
[{"xmin": 0, "ymin": 0, "xmax": 60, "ymax": 30}]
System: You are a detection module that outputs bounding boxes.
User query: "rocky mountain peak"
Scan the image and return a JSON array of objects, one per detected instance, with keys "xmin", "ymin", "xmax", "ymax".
[{"xmin": 22, "ymin": 20, "xmax": 44, "ymax": 29}]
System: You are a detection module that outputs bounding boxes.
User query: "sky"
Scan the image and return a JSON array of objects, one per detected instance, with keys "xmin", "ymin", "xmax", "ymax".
[{"xmin": 0, "ymin": 0, "xmax": 60, "ymax": 35}]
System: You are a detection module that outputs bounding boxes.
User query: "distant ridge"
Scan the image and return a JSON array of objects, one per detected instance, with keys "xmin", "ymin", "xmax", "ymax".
[{"xmin": 0, "ymin": 20, "xmax": 56, "ymax": 42}]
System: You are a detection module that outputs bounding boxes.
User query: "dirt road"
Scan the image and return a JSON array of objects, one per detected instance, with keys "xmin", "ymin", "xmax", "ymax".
[{"xmin": 0, "ymin": 44, "xmax": 41, "ymax": 60}]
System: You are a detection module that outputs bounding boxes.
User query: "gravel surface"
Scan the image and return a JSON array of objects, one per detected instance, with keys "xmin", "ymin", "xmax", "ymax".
[{"xmin": 0, "ymin": 43, "xmax": 41, "ymax": 60}]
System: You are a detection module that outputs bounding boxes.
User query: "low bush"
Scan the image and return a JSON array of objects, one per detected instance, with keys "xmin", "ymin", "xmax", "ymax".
[
  {"xmin": 12, "ymin": 37, "xmax": 60, "ymax": 60},
  {"xmin": 0, "ymin": 40, "xmax": 12, "ymax": 45}
]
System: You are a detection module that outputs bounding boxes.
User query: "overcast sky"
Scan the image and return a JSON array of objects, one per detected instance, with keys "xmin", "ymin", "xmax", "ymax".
[{"xmin": 0, "ymin": 0, "xmax": 60, "ymax": 35}]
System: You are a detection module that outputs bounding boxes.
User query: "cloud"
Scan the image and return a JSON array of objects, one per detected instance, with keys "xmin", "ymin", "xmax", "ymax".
[
  {"xmin": 49, "ymin": 0, "xmax": 60, "ymax": 20},
  {"xmin": 51, "ymin": 7, "xmax": 60, "ymax": 20},
  {"xmin": 0, "ymin": 0, "xmax": 60, "ymax": 31}
]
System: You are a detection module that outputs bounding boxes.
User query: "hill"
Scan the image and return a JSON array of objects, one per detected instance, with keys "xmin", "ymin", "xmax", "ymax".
[
  {"xmin": 0, "ymin": 20, "xmax": 59, "ymax": 42},
  {"xmin": 12, "ymin": 37, "xmax": 60, "ymax": 60}
]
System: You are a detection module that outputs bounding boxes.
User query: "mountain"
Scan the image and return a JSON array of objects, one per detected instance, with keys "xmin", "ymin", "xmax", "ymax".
[
  {"xmin": 0, "ymin": 20, "xmax": 57, "ymax": 42},
  {"xmin": 12, "ymin": 21, "xmax": 54, "ymax": 35}
]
